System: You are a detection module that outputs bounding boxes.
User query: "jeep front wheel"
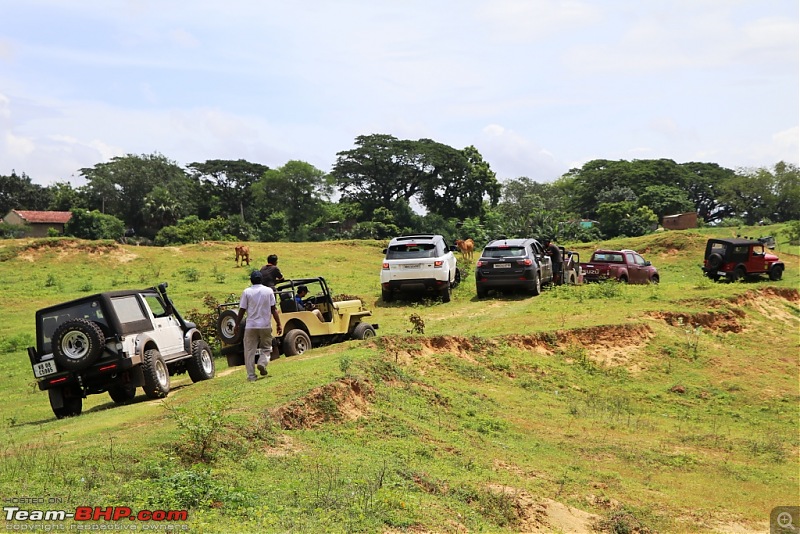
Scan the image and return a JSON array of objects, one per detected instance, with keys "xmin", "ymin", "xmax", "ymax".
[
  {"xmin": 187, "ymin": 340, "xmax": 216, "ymax": 382},
  {"xmin": 769, "ymin": 265, "xmax": 783, "ymax": 281},
  {"xmin": 142, "ymin": 349, "xmax": 170, "ymax": 399},
  {"xmin": 731, "ymin": 266, "xmax": 746, "ymax": 282},
  {"xmin": 52, "ymin": 319, "xmax": 105, "ymax": 371},
  {"xmin": 352, "ymin": 322, "xmax": 376, "ymax": 340},
  {"xmin": 282, "ymin": 329, "xmax": 311, "ymax": 356}
]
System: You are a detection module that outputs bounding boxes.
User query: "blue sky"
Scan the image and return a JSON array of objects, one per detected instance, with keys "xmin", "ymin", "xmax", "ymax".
[{"xmin": 1, "ymin": 0, "xmax": 797, "ymax": 186}]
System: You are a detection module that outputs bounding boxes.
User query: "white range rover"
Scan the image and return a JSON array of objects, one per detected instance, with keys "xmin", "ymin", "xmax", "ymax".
[{"xmin": 380, "ymin": 234, "xmax": 460, "ymax": 303}]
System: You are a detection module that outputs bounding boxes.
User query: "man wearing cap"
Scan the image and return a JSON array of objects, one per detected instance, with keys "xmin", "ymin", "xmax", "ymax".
[{"xmin": 234, "ymin": 270, "xmax": 282, "ymax": 382}]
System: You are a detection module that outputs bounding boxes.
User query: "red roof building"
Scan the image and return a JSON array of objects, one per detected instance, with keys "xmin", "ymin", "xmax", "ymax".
[{"xmin": 2, "ymin": 210, "xmax": 72, "ymax": 237}]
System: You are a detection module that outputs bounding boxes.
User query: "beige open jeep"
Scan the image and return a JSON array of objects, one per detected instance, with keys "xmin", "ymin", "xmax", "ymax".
[{"xmin": 216, "ymin": 277, "xmax": 377, "ymax": 364}]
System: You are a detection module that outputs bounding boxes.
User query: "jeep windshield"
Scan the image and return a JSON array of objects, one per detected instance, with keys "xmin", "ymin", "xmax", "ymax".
[{"xmin": 385, "ymin": 243, "xmax": 437, "ymax": 259}]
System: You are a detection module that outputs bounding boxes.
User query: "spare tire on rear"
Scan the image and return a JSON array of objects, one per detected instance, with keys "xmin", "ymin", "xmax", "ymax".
[
  {"xmin": 216, "ymin": 310, "xmax": 244, "ymax": 344},
  {"xmin": 52, "ymin": 318, "xmax": 105, "ymax": 371}
]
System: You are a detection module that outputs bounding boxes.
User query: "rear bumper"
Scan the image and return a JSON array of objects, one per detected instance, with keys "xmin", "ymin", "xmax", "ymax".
[
  {"xmin": 382, "ymin": 278, "xmax": 449, "ymax": 292},
  {"xmin": 35, "ymin": 356, "xmax": 135, "ymax": 391}
]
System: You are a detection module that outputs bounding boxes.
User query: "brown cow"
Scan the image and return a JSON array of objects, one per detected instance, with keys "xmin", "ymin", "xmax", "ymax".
[
  {"xmin": 455, "ymin": 238, "xmax": 474, "ymax": 261},
  {"xmin": 235, "ymin": 245, "xmax": 250, "ymax": 267}
]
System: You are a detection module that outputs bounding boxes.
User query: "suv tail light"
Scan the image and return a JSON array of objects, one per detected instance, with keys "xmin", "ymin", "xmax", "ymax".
[
  {"xmin": 382, "ymin": 262, "xmax": 389, "ymax": 270},
  {"xmin": 434, "ymin": 260, "xmax": 444, "ymax": 268},
  {"xmin": 520, "ymin": 259, "xmax": 533, "ymax": 266}
]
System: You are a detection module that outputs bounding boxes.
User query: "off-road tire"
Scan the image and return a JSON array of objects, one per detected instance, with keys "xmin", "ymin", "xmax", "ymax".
[
  {"xmin": 708, "ymin": 253, "xmax": 723, "ymax": 269},
  {"xmin": 282, "ymin": 329, "xmax": 311, "ymax": 356},
  {"xmin": 216, "ymin": 310, "xmax": 244, "ymax": 345},
  {"xmin": 731, "ymin": 266, "xmax": 746, "ymax": 282},
  {"xmin": 49, "ymin": 388, "xmax": 82, "ymax": 419},
  {"xmin": 650, "ymin": 274, "xmax": 660, "ymax": 284},
  {"xmin": 440, "ymin": 285, "xmax": 451, "ymax": 303},
  {"xmin": 476, "ymin": 285, "xmax": 488, "ymax": 299},
  {"xmin": 108, "ymin": 384, "xmax": 136, "ymax": 404},
  {"xmin": 769, "ymin": 265, "xmax": 783, "ymax": 281},
  {"xmin": 352, "ymin": 322, "xmax": 376, "ymax": 340},
  {"xmin": 52, "ymin": 318, "xmax": 105, "ymax": 371},
  {"xmin": 142, "ymin": 349, "xmax": 170, "ymax": 399},
  {"xmin": 618, "ymin": 275, "xmax": 628, "ymax": 283},
  {"xmin": 381, "ymin": 288, "xmax": 393, "ymax": 303},
  {"xmin": 187, "ymin": 340, "xmax": 215, "ymax": 382}
]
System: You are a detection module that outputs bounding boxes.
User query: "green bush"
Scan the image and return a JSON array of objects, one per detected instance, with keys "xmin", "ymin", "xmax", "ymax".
[{"xmin": 64, "ymin": 209, "xmax": 125, "ymax": 240}]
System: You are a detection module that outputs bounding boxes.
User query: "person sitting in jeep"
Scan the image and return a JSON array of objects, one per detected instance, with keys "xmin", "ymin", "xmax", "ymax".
[{"xmin": 295, "ymin": 285, "xmax": 324, "ymax": 322}]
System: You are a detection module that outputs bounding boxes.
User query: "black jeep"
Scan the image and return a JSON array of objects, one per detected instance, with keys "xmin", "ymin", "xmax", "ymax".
[{"xmin": 27, "ymin": 283, "xmax": 215, "ymax": 419}]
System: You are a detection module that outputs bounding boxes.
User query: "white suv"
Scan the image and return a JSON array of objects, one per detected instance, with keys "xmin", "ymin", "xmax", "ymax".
[{"xmin": 380, "ymin": 234, "xmax": 460, "ymax": 303}]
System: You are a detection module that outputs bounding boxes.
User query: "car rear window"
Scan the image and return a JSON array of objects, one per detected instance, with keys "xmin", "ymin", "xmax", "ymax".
[
  {"xmin": 39, "ymin": 300, "xmax": 105, "ymax": 354},
  {"xmin": 592, "ymin": 253, "xmax": 624, "ymax": 262},
  {"xmin": 386, "ymin": 243, "xmax": 437, "ymax": 259},
  {"xmin": 482, "ymin": 247, "xmax": 526, "ymax": 258}
]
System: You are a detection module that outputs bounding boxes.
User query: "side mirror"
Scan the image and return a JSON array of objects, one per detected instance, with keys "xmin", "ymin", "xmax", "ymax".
[
  {"xmin": 382, "ymin": 248, "xmax": 387, "ymax": 254},
  {"xmin": 644, "ymin": 261, "xmax": 651, "ymax": 266}
]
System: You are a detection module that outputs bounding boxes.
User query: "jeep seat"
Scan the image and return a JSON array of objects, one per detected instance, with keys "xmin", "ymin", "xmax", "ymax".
[{"xmin": 279, "ymin": 292, "xmax": 302, "ymax": 313}]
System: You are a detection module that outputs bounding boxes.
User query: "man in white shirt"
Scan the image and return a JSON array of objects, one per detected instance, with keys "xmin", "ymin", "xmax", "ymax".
[{"xmin": 234, "ymin": 270, "xmax": 283, "ymax": 382}]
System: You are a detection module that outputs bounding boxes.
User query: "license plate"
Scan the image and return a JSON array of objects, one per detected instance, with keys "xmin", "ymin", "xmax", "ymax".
[
  {"xmin": 403, "ymin": 264, "xmax": 420, "ymax": 269},
  {"xmin": 494, "ymin": 263, "xmax": 511, "ymax": 269},
  {"xmin": 33, "ymin": 360, "xmax": 57, "ymax": 378},
  {"xmin": 717, "ymin": 271, "xmax": 726, "ymax": 276},
  {"xmin": 586, "ymin": 269, "xmax": 598, "ymax": 275}
]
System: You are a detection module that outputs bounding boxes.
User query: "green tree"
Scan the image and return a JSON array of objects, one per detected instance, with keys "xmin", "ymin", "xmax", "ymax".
[
  {"xmin": 79, "ymin": 153, "xmax": 190, "ymax": 238},
  {"xmin": 681, "ymin": 162, "xmax": 736, "ymax": 223},
  {"xmin": 637, "ymin": 185, "xmax": 695, "ymax": 222},
  {"xmin": 252, "ymin": 160, "xmax": 332, "ymax": 237},
  {"xmin": 46, "ymin": 181, "xmax": 85, "ymax": 211},
  {"xmin": 0, "ymin": 171, "xmax": 51, "ymax": 214},
  {"xmin": 596, "ymin": 201, "xmax": 657, "ymax": 238},
  {"xmin": 332, "ymin": 134, "xmax": 500, "ymax": 220},
  {"xmin": 188, "ymin": 159, "xmax": 269, "ymax": 222},
  {"xmin": 772, "ymin": 161, "xmax": 800, "ymax": 222},
  {"xmin": 718, "ymin": 168, "xmax": 776, "ymax": 225}
]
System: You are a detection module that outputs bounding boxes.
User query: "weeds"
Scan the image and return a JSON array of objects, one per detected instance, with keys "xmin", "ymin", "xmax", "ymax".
[
  {"xmin": 179, "ymin": 267, "xmax": 200, "ymax": 282},
  {"xmin": 677, "ymin": 317, "xmax": 702, "ymax": 360},
  {"xmin": 163, "ymin": 394, "xmax": 234, "ymax": 463},
  {"xmin": 408, "ymin": 313, "xmax": 425, "ymax": 334},
  {"xmin": 597, "ymin": 506, "xmax": 654, "ymax": 534}
]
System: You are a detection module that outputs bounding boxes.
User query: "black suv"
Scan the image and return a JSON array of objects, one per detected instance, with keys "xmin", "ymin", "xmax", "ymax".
[
  {"xmin": 27, "ymin": 283, "xmax": 215, "ymax": 419},
  {"xmin": 475, "ymin": 238, "xmax": 554, "ymax": 298}
]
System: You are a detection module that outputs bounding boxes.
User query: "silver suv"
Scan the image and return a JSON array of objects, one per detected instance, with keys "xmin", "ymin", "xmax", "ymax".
[
  {"xmin": 380, "ymin": 234, "xmax": 460, "ymax": 302},
  {"xmin": 27, "ymin": 283, "xmax": 215, "ymax": 419}
]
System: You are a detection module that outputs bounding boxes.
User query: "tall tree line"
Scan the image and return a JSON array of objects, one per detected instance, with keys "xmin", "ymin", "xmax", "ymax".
[{"xmin": 1, "ymin": 136, "xmax": 797, "ymax": 243}]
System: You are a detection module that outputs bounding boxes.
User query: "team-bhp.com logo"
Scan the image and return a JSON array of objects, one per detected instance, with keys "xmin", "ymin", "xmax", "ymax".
[{"xmin": 4, "ymin": 506, "xmax": 188, "ymax": 528}]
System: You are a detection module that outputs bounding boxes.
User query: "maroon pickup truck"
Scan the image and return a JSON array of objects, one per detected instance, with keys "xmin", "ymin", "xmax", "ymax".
[{"xmin": 580, "ymin": 249, "xmax": 660, "ymax": 284}]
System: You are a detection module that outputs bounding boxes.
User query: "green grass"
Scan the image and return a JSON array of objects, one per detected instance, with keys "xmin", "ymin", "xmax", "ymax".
[{"xmin": 0, "ymin": 226, "xmax": 798, "ymax": 533}]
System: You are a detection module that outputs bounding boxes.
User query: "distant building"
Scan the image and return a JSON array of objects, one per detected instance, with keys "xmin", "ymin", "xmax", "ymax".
[
  {"xmin": 1, "ymin": 210, "xmax": 72, "ymax": 237},
  {"xmin": 662, "ymin": 212, "xmax": 698, "ymax": 230}
]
